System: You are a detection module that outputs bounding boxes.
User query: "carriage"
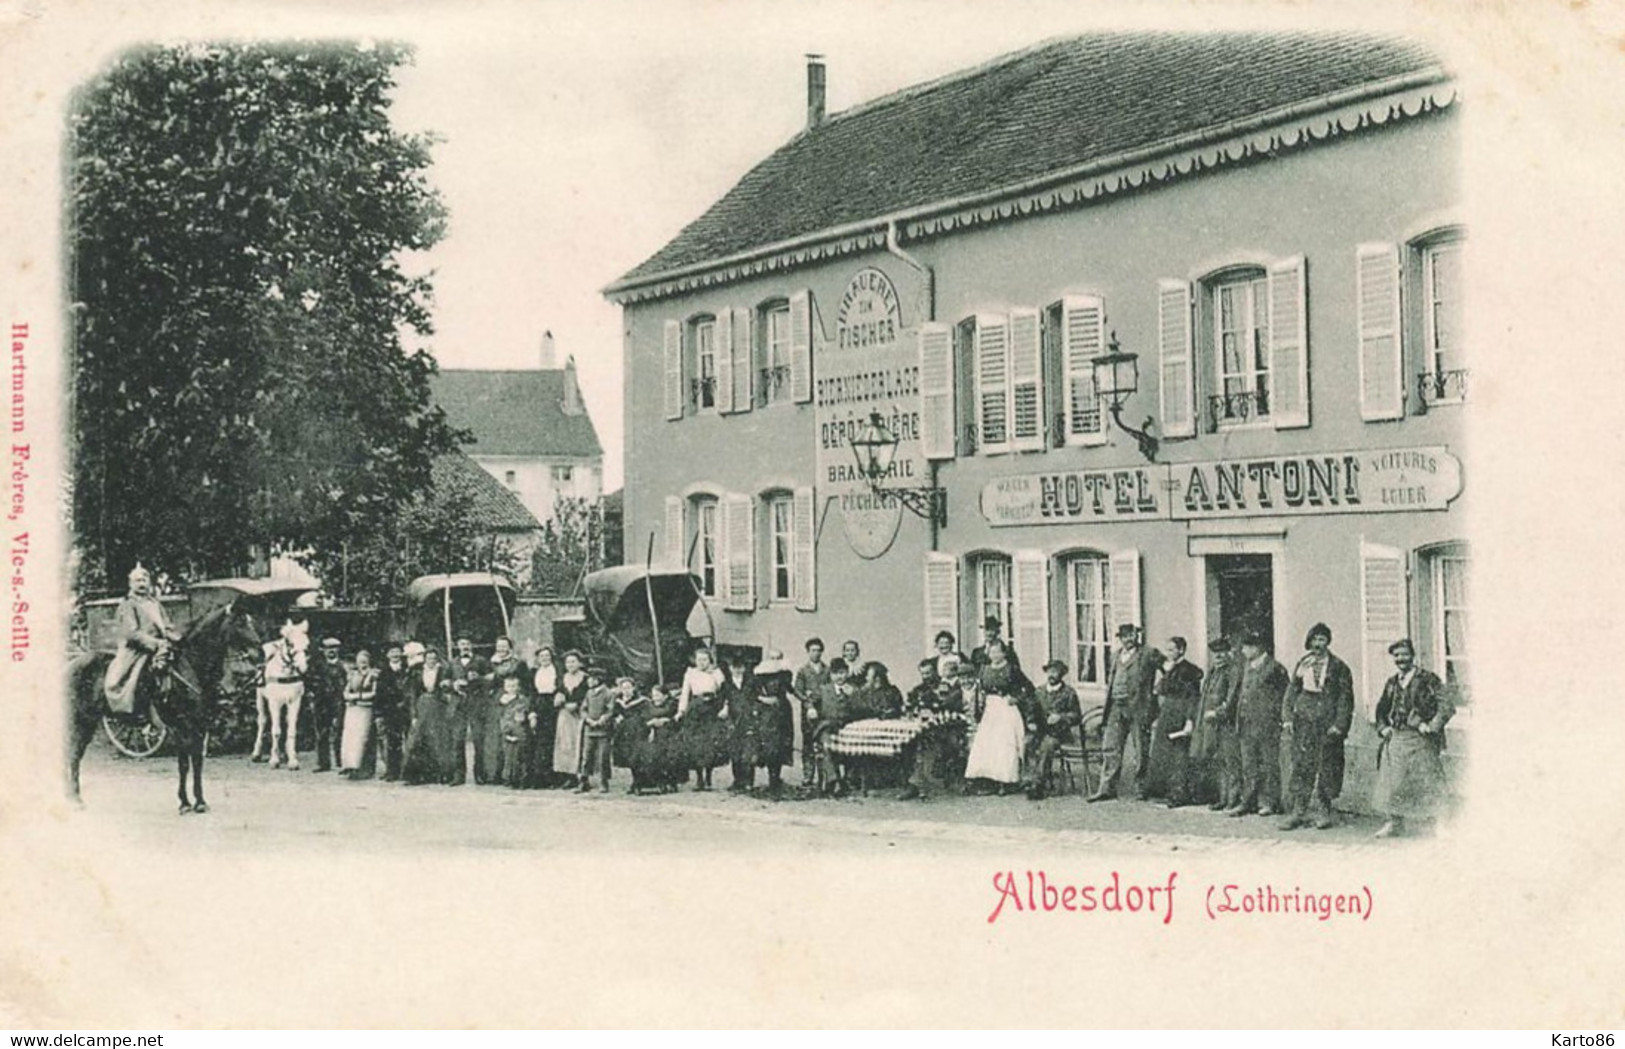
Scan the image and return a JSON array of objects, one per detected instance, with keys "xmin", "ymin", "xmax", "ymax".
[
  {"xmin": 554, "ymin": 565, "xmax": 716, "ymax": 687},
  {"xmin": 77, "ymin": 576, "xmax": 318, "ymax": 757}
]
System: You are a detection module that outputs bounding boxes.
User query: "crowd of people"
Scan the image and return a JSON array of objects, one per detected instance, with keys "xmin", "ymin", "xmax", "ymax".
[{"xmin": 264, "ymin": 614, "xmax": 1455, "ymax": 839}]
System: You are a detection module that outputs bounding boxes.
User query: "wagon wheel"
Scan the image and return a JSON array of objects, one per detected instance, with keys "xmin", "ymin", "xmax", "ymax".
[{"xmin": 103, "ymin": 712, "xmax": 168, "ymax": 758}]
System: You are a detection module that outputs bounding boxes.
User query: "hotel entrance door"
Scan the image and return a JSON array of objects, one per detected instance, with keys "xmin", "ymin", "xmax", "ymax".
[{"xmin": 1207, "ymin": 554, "xmax": 1274, "ymax": 647}]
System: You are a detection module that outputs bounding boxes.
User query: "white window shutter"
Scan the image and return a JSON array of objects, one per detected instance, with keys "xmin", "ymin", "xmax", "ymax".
[
  {"xmin": 789, "ymin": 290, "xmax": 813, "ymax": 404},
  {"xmin": 1268, "ymin": 255, "xmax": 1310, "ymax": 429},
  {"xmin": 792, "ymin": 486, "xmax": 817, "ymax": 611},
  {"xmin": 1061, "ymin": 295, "xmax": 1107, "ymax": 446},
  {"xmin": 664, "ymin": 495, "xmax": 685, "ymax": 568},
  {"xmin": 918, "ymin": 323, "xmax": 956, "ymax": 460},
  {"xmin": 1359, "ymin": 540, "xmax": 1408, "ymax": 716},
  {"xmin": 1012, "ymin": 550, "xmax": 1050, "ymax": 673},
  {"xmin": 1357, "ymin": 243, "xmax": 1404, "ymax": 422},
  {"xmin": 722, "ymin": 492, "xmax": 755, "ymax": 611},
  {"xmin": 663, "ymin": 320, "xmax": 684, "ymax": 421},
  {"xmin": 1157, "ymin": 281, "xmax": 1195, "ymax": 438},
  {"xmin": 1008, "ymin": 308, "xmax": 1044, "ymax": 451},
  {"xmin": 923, "ymin": 552, "xmax": 960, "ymax": 656},
  {"xmin": 975, "ymin": 313, "xmax": 1011, "ymax": 455},
  {"xmin": 731, "ymin": 307, "xmax": 753, "ymax": 413},
  {"xmin": 1109, "ymin": 548, "xmax": 1142, "ymax": 637},
  {"xmin": 713, "ymin": 309, "xmax": 735, "ymax": 415}
]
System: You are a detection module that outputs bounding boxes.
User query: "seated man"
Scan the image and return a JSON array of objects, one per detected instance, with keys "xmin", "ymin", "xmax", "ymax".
[
  {"xmin": 806, "ymin": 657, "xmax": 852, "ymax": 795},
  {"xmin": 900, "ymin": 658, "xmax": 967, "ymax": 800},
  {"xmin": 903, "ymin": 657, "xmax": 940, "ymax": 716},
  {"xmin": 103, "ymin": 564, "xmax": 182, "ymax": 717},
  {"xmin": 1025, "ymin": 660, "xmax": 1082, "ymax": 800}
]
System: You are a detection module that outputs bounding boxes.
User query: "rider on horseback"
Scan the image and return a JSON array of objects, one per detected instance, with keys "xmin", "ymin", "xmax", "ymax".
[{"xmin": 103, "ymin": 564, "xmax": 182, "ymax": 719}]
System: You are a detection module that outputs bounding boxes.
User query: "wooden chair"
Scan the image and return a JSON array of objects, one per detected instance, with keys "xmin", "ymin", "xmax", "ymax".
[{"xmin": 1068, "ymin": 705, "xmax": 1108, "ymax": 797}]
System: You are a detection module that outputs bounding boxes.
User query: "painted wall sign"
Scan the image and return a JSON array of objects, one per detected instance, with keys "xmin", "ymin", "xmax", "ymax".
[
  {"xmin": 980, "ymin": 446, "xmax": 1463, "ymax": 526},
  {"xmin": 815, "ymin": 266, "xmax": 919, "ymax": 555}
]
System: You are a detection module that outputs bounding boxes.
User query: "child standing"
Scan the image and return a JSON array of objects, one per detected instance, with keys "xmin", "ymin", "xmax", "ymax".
[
  {"xmin": 578, "ymin": 663, "xmax": 617, "ymax": 793},
  {"xmin": 495, "ymin": 674, "xmax": 530, "ymax": 788}
]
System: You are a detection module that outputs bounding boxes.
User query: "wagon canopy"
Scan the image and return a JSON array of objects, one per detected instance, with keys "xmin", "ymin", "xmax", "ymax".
[
  {"xmin": 405, "ymin": 572, "xmax": 516, "ymax": 656},
  {"xmin": 581, "ymin": 566, "xmax": 702, "ymax": 686},
  {"xmin": 187, "ymin": 577, "xmax": 318, "ymax": 620}
]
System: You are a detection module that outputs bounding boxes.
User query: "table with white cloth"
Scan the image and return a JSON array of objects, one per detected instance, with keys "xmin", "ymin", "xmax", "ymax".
[{"xmin": 826, "ymin": 712, "xmax": 970, "ymax": 757}]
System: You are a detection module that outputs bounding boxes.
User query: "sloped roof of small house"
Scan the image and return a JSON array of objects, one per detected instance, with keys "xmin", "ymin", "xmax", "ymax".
[
  {"xmin": 431, "ymin": 450, "xmax": 542, "ymax": 533},
  {"xmin": 609, "ymin": 32, "xmax": 1446, "ymax": 293},
  {"xmin": 431, "ymin": 369, "xmax": 603, "ymax": 459}
]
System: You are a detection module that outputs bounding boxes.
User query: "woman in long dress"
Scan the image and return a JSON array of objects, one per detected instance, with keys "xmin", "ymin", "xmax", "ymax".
[
  {"xmin": 339, "ymin": 649, "xmax": 379, "ymax": 779},
  {"xmin": 526, "ymin": 645, "xmax": 559, "ymax": 788},
  {"xmin": 402, "ymin": 646, "xmax": 452, "ymax": 786},
  {"xmin": 552, "ymin": 650, "xmax": 588, "ymax": 790},
  {"xmin": 677, "ymin": 646, "xmax": 727, "ymax": 790},
  {"xmin": 963, "ymin": 641, "xmax": 1032, "ymax": 794}
]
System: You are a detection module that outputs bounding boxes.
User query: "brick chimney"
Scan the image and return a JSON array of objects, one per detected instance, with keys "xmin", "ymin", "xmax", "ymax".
[
  {"xmin": 539, "ymin": 329, "xmax": 556, "ymax": 370},
  {"xmin": 562, "ymin": 354, "xmax": 582, "ymax": 416},
  {"xmin": 806, "ymin": 54, "xmax": 826, "ymax": 130}
]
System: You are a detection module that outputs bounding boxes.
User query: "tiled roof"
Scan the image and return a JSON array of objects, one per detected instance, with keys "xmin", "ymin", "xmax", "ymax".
[
  {"xmin": 431, "ymin": 369, "xmax": 604, "ymax": 459},
  {"xmin": 614, "ymin": 32, "xmax": 1445, "ymax": 286},
  {"xmin": 431, "ymin": 450, "xmax": 541, "ymax": 533}
]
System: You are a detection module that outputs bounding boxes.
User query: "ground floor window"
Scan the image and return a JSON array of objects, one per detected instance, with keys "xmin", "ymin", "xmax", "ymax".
[
  {"xmin": 973, "ymin": 555, "xmax": 1013, "ymax": 639},
  {"xmin": 767, "ymin": 493, "xmax": 793, "ymax": 602},
  {"xmin": 1423, "ymin": 544, "xmax": 1470, "ymax": 701},
  {"xmin": 1064, "ymin": 554, "xmax": 1112, "ymax": 687},
  {"xmin": 693, "ymin": 496, "xmax": 719, "ymax": 598}
]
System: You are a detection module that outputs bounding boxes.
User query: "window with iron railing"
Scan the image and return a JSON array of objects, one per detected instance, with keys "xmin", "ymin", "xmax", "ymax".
[
  {"xmin": 1413, "ymin": 235, "xmax": 1466, "ymax": 413},
  {"xmin": 759, "ymin": 302, "xmax": 793, "ymax": 406},
  {"xmin": 1211, "ymin": 273, "xmax": 1271, "ymax": 430}
]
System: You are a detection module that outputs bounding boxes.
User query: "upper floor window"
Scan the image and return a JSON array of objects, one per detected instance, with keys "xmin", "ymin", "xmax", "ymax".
[
  {"xmin": 1418, "ymin": 233, "xmax": 1465, "ymax": 408},
  {"xmin": 758, "ymin": 300, "xmax": 793, "ymax": 406},
  {"xmin": 552, "ymin": 464, "xmax": 574, "ymax": 484},
  {"xmin": 1209, "ymin": 269, "xmax": 1271, "ymax": 429},
  {"xmin": 689, "ymin": 315, "xmax": 718, "ymax": 412},
  {"xmin": 1358, "ymin": 229, "xmax": 1465, "ymax": 420},
  {"xmin": 502, "ymin": 469, "xmax": 516, "ymax": 488}
]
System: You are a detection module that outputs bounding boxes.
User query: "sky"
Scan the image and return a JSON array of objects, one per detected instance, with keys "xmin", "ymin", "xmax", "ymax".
[{"xmin": 374, "ymin": 0, "xmax": 1490, "ymax": 493}]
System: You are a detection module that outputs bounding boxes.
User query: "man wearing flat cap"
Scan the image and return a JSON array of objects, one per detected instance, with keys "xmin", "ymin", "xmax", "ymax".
[
  {"xmin": 1279, "ymin": 622, "xmax": 1355, "ymax": 830},
  {"xmin": 1371, "ymin": 638, "xmax": 1454, "ymax": 837},
  {"xmin": 1025, "ymin": 659, "xmax": 1081, "ymax": 801},
  {"xmin": 309, "ymin": 636, "xmax": 348, "ymax": 773},
  {"xmin": 1089, "ymin": 623, "xmax": 1163, "ymax": 802}
]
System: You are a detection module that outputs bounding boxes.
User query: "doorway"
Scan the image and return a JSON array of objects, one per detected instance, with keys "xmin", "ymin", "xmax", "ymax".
[{"xmin": 1206, "ymin": 554, "xmax": 1275, "ymax": 648}]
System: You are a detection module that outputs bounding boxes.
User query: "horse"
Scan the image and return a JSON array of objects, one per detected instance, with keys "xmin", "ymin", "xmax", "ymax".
[
  {"xmin": 66, "ymin": 602, "xmax": 262, "ymax": 813},
  {"xmin": 251, "ymin": 625, "xmax": 310, "ymax": 770}
]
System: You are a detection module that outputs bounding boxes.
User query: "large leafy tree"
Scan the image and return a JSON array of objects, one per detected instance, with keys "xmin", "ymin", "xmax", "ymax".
[{"xmin": 70, "ymin": 41, "xmax": 461, "ymax": 592}]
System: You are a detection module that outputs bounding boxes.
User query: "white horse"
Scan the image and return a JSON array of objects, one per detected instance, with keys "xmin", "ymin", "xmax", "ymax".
[{"xmin": 251, "ymin": 621, "xmax": 309, "ymax": 770}]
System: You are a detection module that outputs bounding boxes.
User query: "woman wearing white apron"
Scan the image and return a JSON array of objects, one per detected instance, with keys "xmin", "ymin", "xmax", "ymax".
[
  {"xmin": 340, "ymin": 650, "xmax": 379, "ymax": 779},
  {"xmin": 963, "ymin": 641, "xmax": 1032, "ymax": 794},
  {"xmin": 552, "ymin": 650, "xmax": 589, "ymax": 789}
]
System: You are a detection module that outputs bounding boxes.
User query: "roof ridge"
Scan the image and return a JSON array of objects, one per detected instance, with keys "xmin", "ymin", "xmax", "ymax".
[{"xmin": 822, "ymin": 33, "xmax": 1074, "ymax": 128}]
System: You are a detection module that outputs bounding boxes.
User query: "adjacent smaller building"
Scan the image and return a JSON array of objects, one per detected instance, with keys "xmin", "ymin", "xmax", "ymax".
[{"xmin": 432, "ymin": 332, "xmax": 605, "ymax": 526}]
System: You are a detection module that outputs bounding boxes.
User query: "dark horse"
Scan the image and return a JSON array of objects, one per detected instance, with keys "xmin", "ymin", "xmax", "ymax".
[{"xmin": 66, "ymin": 602, "xmax": 261, "ymax": 813}]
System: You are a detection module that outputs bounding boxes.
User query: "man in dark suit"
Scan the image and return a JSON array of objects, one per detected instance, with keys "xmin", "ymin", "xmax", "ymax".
[
  {"xmin": 1194, "ymin": 637, "xmax": 1243, "ymax": 810},
  {"xmin": 1152, "ymin": 637, "xmax": 1205, "ymax": 807},
  {"xmin": 1280, "ymin": 622, "xmax": 1357, "ymax": 830},
  {"xmin": 374, "ymin": 645, "xmax": 408, "ymax": 781},
  {"xmin": 1226, "ymin": 630, "xmax": 1289, "ymax": 818},
  {"xmin": 1088, "ymin": 624, "xmax": 1163, "ymax": 802},
  {"xmin": 308, "ymin": 637, "xmax": 347, "ymax": 773},
  {"xmin": 1025, "ymin": 659, "xmax": 1081, "ymax": 801},
  {"xmin": 449, "ymin": 635, "xmax": 492, "ymax": 785}
]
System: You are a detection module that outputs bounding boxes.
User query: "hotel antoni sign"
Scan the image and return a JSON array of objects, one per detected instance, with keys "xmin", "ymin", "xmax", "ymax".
[{"xmin": 979, "ymin": 446, "xmax": 1463, "ymax": 527}]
